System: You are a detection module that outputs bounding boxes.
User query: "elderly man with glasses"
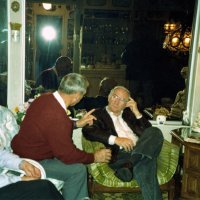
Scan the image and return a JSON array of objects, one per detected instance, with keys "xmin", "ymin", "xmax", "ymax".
[{"xmin": 82, "ymin": 86, "xmax": 164, "ymax": 200}]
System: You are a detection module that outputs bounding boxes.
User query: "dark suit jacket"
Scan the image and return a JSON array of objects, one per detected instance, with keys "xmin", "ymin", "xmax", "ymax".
[
  {"xmin": 35, "ymin": 68, "xmax": 58, "ymax": 91},
  {"xmin": 82, "ymin": 107, "xmax": 151, "ymax": 162}
]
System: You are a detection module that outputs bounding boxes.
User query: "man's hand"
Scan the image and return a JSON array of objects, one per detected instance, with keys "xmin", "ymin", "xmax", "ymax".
[
  {"xmin": 94, "ymin": 148, "xmax": 112, "ymax": 163},
  {"xmin": 76, "ymin": 109, "xmax": 97, "ymax": 127},
  {"xmin": 126, "ymin": 97, "xmax": 142, "ymax": 118},
  {"xmin": 19, "ymin": 160, "xmax": 41, "ymax": 181},
  {"xmin": 115, "ymin": 137, "xmax": 135, "ymax": 152}
]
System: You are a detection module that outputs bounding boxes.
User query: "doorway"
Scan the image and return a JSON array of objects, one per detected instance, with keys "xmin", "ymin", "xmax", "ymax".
[{"xmin": 35, "ymin": 15, "xmax": 62, "ymax": 79}]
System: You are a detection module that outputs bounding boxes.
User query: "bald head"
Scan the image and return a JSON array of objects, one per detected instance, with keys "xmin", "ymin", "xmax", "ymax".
[
  {"xmin": 107, "ymin": 86, "xmax": 130, "ymax": 115},
  {"xmin": 99, "ymin": 77, "xmax": 118, "ymax": 97}
]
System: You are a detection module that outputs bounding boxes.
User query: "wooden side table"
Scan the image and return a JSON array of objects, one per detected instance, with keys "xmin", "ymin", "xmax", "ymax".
[{"xmin": 170, "ymin": 128, "xmax": 200, "ymax": 199}]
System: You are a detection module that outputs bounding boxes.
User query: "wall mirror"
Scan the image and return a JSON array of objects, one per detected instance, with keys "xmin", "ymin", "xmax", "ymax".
[
  {"xmin": 25, "ymin": 1, "xmax": 71, "ymax": 98},
  {"xmin": 23, "ymin": 0, "xmax": 196, "ymax": 121}
]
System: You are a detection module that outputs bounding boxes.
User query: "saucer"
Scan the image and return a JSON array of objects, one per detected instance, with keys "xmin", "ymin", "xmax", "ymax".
[{"xmin": 192, "ymin": 127, "xmax": 200, "ymax": 133}]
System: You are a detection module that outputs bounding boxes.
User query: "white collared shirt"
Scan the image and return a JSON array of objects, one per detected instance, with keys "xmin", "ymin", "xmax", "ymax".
[
  {"xmin": 53, "ymin": 91, "xmax": 66, "ymax": 111},
  {"xmin": 106, "ymin": 107, "xmax": 138, "ymax": 146}
]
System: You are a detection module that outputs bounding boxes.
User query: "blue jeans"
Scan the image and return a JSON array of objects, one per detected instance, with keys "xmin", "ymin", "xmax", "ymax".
[
  {"xmin": 39, "ymin": 159, "xmax": 88, "ymax": 200},
  {"xmin": 110, "ymin": 127, "xmax": 164, "ymax": 200}
]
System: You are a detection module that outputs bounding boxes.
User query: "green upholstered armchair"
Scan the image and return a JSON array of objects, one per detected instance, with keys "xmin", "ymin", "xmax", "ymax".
[{"xmin": 82, "ymin": 136, "xmax": 180, "ymax": 200}]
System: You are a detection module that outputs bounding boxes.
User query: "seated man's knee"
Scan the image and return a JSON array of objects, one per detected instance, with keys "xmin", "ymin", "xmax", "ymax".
[
  {"xmin": 143, "ymin": 127, "xmax": 164, "ymax": 145},
  {"xmin": 36, "ymin": 179, "xmax": 55, "ymax": 189},
  {"xmin": 27, "ymin": 180, "xmax": 57, "ymax": 193},
  {"xmin": 76, "ymin": 164, "xmax": 87, "ymax": 175}
]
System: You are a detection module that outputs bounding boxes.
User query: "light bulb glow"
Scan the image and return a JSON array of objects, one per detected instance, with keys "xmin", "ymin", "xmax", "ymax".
[
  {"xmin": 41, "ymin": 26, "xmax": 56, "ymax": 41},
  {"xmin": 42, "ymin": 3, "xmax": 52, "ymax": 10},
  {"xmin": 171, "ymin": 37, "xmax": 180, "ymax": 47},
  {"xmin": 183, "ymin": 37, "xmax": 191, "ymax": 47}
]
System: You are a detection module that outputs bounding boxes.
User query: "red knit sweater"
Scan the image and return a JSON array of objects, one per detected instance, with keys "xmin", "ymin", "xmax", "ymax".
[{"xmin": 11, "ymin": 93, "xmax": 94, "ymax": 164}]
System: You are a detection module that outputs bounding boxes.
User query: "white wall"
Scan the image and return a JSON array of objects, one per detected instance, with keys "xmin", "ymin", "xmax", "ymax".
[{"xmin": 7, "ymin": 0, "xmax": 25, "ymax": 110}]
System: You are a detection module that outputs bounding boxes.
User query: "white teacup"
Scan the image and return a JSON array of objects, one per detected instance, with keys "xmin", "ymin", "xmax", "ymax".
[{"xmin": 156, "ymin": 115, "xmax": 167, "ymax": 125}]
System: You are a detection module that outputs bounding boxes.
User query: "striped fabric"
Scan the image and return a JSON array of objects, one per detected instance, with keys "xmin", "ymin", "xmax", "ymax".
[{"xmin": 82, "ymin": 136, "xmax": 179, "ymax": 188}]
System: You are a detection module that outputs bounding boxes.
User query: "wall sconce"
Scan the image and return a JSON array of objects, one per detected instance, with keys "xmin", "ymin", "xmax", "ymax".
[
  {"xmin": 42, "ymin": 3, "xmax": 56, "ymax": 11},
  {"xmin": 10, "ymin": 22, "xmax": 21, "ymax": 42},
  {"xmin": 42, "ymin": 3, "xmax": 52, "ymax": 10},
  {"xmin": 11, "ymin": 1, "xmax": 20, "ymax": 12}
]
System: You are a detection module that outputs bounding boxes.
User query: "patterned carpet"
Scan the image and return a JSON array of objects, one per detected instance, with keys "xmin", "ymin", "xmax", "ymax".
[{"xmin": 92, "ymin": 192, "xmax": 168, "ymax": 200}]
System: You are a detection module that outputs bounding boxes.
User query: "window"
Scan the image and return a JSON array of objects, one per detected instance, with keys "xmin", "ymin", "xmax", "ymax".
[{"xmin": 24, "ymin": 0, "xmax": 197, "ymax": 122}]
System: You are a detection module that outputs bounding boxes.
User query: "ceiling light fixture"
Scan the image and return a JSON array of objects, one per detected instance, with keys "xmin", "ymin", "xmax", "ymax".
[
  {"xmin": 163, "ymin": 22, "xmax": 192, "ymax": 53},
  {"xmin": 42, "ymin": 3, "xmax": 53, "ymax": 11}
]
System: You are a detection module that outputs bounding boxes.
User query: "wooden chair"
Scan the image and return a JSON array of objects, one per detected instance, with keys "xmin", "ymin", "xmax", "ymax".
[{"xmin": 82, "ymin": 136, "xmax": 180, "ymax": 200}]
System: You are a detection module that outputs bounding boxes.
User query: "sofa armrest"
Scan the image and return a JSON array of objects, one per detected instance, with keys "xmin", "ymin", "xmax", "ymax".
[{"xmin": 157, "ymin": 140, "xmax": 180, "ymax": 185}]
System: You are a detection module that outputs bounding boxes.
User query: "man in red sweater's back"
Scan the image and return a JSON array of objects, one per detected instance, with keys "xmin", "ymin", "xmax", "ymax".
[{"xmin": 11, "ymin": 73, "xmax": 112, "ymax": 200}]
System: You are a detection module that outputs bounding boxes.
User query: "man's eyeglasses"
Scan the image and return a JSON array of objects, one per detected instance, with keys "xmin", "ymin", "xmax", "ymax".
[{"xmin": 111, "ymin": 93, "xmax": 129, "ymax": 103}]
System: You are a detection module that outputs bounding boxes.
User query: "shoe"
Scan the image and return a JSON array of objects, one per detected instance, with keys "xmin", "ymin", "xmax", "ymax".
[{"xmin": 114, "ymin": 167, "xmax": 133, "ymax": 182}]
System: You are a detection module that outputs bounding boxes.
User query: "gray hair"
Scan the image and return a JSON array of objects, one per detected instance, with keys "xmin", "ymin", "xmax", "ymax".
[
  {"xmin": 109, "ymin": 86, "xmax": 130, "ymax": 97},
  {"xmin": 58, "ymin": 73, "xmax": 89, "ymax": 94}
]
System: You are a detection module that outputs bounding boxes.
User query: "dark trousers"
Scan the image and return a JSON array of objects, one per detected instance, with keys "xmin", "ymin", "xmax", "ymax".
[
  {"xmin": 0, "ymin": 179, "xmax": 64, "ymax": 200},
  {"xmin": 110, "ymin": 127, "xmax": 164, "ymax": 200}
]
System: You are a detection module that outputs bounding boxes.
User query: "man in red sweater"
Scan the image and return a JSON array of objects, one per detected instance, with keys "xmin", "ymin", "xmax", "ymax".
[{"xmin": 11, "ymin": 73, "xmax": 111, "ymax": 200}]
